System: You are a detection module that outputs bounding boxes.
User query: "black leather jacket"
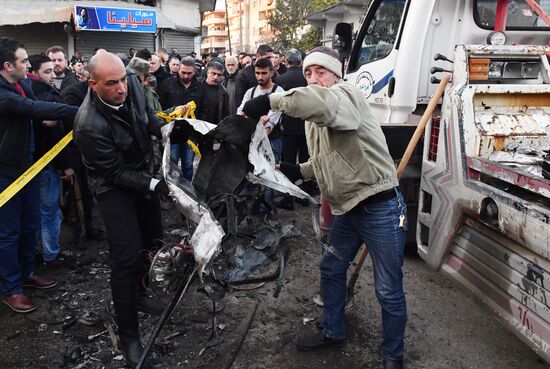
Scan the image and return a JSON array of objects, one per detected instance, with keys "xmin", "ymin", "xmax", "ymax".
[{"xmin": 73, "ymin": 74, "xmax": 164, "ymax": 196}]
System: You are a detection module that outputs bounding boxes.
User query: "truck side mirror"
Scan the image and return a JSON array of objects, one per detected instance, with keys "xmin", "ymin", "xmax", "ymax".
[{"xmin": 333, "ymin": 23, "xmax": 352, "ymax": 60}]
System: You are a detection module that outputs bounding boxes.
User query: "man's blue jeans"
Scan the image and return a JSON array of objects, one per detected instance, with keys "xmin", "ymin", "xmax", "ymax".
[
  {"xmin": 322, "ymin": 189, "xmax": 407, "ymax": 360},
  {"xmin": 39, "ymin": 165, "xmax": 62, "ymax": 262},
  {"xmin": 171, "ymin": 143, "xmax": 195, "ymax": 182},
  {"xmin": 0, "ymin": 175, "xmax": 40, "ymax": 296},
  {"xmin": 270, "ymin": 138, "xmax": 282, "ymax": 164}
]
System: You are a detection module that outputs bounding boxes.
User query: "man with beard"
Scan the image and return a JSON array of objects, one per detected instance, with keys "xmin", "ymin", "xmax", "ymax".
[
  {"xmin": 235, "ymin": 44, "xmax": 274, "ymax": 107},
  {"xmin": 196, "ymin": 61, "xmax": 229, "ymax": 126},
  {"xmin": 28, "ymin": 53, "xmax": 75, "ymax": 267},
  {"xmin": 158, "ymin": 57, "xmax": 201, "ymax": 181},
  {"xmin": 222, "ymin": 55, "xmax": 240, "ymax": 115},
  {"xmin": 46, "ymin": 46, "xmax": 78, "ymax": 91},
  {"xmin": 166, "ymin": 54, "xmax": 181, "ymax": 76},
  {"xmin": 237, "ymin": 58, "xmax": 283, "ymax": 162}
]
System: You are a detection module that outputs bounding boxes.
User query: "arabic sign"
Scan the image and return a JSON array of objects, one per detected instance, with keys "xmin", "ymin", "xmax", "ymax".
[{"xmin": 74, "ymin": 6, "xmax": 156, "ymax": 33}]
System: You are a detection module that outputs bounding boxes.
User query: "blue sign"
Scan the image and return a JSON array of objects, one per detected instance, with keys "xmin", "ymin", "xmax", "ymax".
[{"xmin": 74, "ymin": 6, "xmax": 156, "ymax": 33}]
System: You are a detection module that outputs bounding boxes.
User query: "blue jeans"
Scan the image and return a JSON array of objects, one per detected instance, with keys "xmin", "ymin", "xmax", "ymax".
[
  {"xmin": 262, "ymin": 138, "xmax": 283, "ymax": 211},
  {"xmin": 270, "ymin": 138, "xmax": 282, "ymax": 163},
  {"xmin": 322, "ymin": 189, "xmax": 407, "ymax": 360},
  {"xmin": 0, "ymin": 175, "xmax": 40, "ymax": 296},
  {"xmin": 39, "ymin": 165, "xmax": 62, "ymax": 261},
  {"xmin": 171, "ymin": 143, "xmax": 195, "ymax": 182}
]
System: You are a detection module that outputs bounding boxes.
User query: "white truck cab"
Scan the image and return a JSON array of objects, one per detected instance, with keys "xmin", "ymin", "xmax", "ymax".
[{"xmin": 337, "ymin": 0, "xmax": 549, "ymax": 126}]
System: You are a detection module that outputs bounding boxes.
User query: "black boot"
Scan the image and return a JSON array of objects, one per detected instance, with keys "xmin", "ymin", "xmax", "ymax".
[{"xmin": 111, "ymin": 279, "xmax": 147, "ymax": 368}]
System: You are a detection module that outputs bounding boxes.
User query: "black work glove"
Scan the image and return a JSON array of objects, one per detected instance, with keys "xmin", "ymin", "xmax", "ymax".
[
  {"xmin": 279, "ymin": 162, "xmax": 303, "ymax": 183},
  {"xmin": 170, "ymin": 119, "xmax": 193, "ymax": 144},
  {"xmin": 154, "ymin": 179, "xmax": 170, "ymax": 197},
  {"xmin": 242, "ymin": 94, "xmax": 271, "ymax": 121}
]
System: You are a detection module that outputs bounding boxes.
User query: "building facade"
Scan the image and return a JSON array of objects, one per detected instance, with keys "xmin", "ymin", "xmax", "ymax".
[
  {"xmin": 226, "ymin": 0, "xmax": 276, "ymax": 54},
  {"xmin": 306, "ymin": 0, "xmax": 366, "ymax": 48},
  {"xmin": 200, "ymin": 10, "xmax": 228, "ymax": 55},
  {"xmin": 0, "ymin": 0, "xmax": 215, "ymax": 59}
]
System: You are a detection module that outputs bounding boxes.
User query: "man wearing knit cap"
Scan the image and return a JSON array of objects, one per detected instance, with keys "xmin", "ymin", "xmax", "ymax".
[
  {"xmin": 127, "ymin": 56, "xmax": 162, "ymax": 112},
  {"xmin": 242, "ymin": 46, "xmax": 407, "ymax": 369}
]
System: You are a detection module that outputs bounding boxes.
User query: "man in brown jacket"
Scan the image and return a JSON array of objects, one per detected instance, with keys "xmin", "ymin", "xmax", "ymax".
[{"xmin": 243, "ymin": 46, "xmax": 407, "ymax": 369}]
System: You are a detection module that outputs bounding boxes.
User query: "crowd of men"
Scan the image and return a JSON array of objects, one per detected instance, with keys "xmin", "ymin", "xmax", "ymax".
[{"xmin": 0, "ymin": 37, "xmax": 407, "ymax": 369}]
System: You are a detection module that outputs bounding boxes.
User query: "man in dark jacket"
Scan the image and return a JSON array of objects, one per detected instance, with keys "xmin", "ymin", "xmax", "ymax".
[
  {"xmin": 235, "ymin": 44, "xmax": 274, "ymax": 108},
  {"xmin": 28, "ymin": 53, "xmax": 75, "ymax": 266},
  {"xmin": 159, "ymin": 57, "xmax": 201, "ymax": 181},
  {"xmin": 0, "ymin": 37, "xmax": 79, "ymax": 314},
  {"xmin": 73, "ymin": 51, "xmax": 187, "ymax": 368},
  {"xmin": 275, "ymin": 49, "xmax": 309, "ymax": 165},
  {"xmin": 60, "ymin": 75, "xmax": 105, "ymax": 246},
  {"xmin": 151, "ymin": 53, "xmax": 170, "ymax": 91},
  {"xmin": 197, "ymin": 61, "xmax": 229, "ymax": 125},
  {"xmin": 158, "ymin": 57, "xmax": 201, "ymax": 111},
  {"xmin": 46, "ymin": 45, "xmax": 79, "ymax": 92},
  {"xmin": 222, "ymin": 55, "xmax": 240, "ymax": 115}
]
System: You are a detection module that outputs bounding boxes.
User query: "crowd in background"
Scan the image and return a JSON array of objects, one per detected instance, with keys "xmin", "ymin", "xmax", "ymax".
[{"xmin": 15, "ymin": 42, "xmax": 313, "ymax": 271}]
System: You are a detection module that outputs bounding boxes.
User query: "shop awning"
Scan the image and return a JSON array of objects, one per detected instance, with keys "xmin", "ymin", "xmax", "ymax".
[{"xmin": 0, "ymin": 0, "xmax": 201, "ymax": 34}]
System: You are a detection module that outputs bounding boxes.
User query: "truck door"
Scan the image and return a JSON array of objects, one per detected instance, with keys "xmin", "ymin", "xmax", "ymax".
[{"xmin": 345, "ymin": 0, "xmax": 409, "ymax": 123}]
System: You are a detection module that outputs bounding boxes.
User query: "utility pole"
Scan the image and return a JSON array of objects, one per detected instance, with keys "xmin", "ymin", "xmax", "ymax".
[
  {"xmin": 224, "ymin": 0, "xmax": 232, "ymax": 54},
  {"xmin": 239, "ymin": 0, "xmax": 243, "ymax": 51}
]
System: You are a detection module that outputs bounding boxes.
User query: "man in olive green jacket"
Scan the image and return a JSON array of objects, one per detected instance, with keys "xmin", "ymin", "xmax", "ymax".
[{"xmin": 243, "ymin": 46, "xmax": 407, "ymax": 369}]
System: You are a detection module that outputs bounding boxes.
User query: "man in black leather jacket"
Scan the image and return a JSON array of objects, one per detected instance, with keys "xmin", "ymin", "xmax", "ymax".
[{"xmin": 73, "ymin": 51, "xmax": 186, "ymax": 368}]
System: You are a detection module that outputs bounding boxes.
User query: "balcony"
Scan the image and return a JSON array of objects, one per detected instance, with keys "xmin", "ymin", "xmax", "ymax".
[
  {"xmin": 201, "ymin": 40, "xmax": 227, "ymax": 49},
  {"xmin": 202, "ymin": 28, "xmax": 228, "ymax": 37},
  {"xmin": 202, "ymin": 16, "xmax": 227, "ymax": 26}
]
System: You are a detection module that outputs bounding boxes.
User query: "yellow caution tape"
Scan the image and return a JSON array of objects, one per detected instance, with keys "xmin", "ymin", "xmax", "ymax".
[
  {"xmin": 0, "ymin": 102, "xmax": 202, "ymax": 208},
  {"xmin": 156, "ymin": 102, "xmax": 201, "ymax": 158},
  {"xmin": 156, "ymin": 101, "xmax": 196, "ymax": 121},
  {"xmin": 0, "ymin": 130, "xmax": 74, "ymax": 208}
]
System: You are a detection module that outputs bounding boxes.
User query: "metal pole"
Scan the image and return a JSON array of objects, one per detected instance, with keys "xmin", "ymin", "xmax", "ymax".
[
  {"xmin": 239, "ymin": 0, "xmax": 243, "ymax": 51},
  {"xmin": 225, "ymin": 0, "xmax": 232, "ymax": 55}
]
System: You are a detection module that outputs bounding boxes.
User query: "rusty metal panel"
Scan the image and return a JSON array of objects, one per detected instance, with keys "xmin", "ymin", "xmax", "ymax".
[
  {"xmin": 468, "ymin": 156, "xmax": 550, "ymax": 198},
  {"xmin": 475, "ymin": 112, "xmax": 548, "ymax": 136}
]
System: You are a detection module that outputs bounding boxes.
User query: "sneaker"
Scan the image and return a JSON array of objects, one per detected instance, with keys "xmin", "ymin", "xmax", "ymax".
[
  {"xmin": 2, "ymin": 293, "xmax": 36, "ymax": 313},
  {"xmin": 295, "ymin": 332, "xmax": 346, "ymax": 351},
  {"xmin": 23, "ymin": 274, "xmax": 57, "ymax": 289}
]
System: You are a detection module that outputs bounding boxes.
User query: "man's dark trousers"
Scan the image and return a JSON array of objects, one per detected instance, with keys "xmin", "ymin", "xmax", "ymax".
[
  {"xmin": 96, "ymin": 187, "xmax": 162, "ymax": 345},
  {"xmin": 0, "ymin": 175, "xmax": 40, "ymax": 295}
]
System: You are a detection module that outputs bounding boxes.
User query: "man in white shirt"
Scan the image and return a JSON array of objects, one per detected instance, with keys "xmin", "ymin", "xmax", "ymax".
[{"xmin": 237, "ymin": 58, "xmax": 284, "ymax": 162}]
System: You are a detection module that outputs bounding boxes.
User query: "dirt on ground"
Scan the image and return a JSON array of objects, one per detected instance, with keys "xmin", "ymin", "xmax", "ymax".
[{"xmin": 0, "ymin": 203, "xmax": 549, "ymax": 369}]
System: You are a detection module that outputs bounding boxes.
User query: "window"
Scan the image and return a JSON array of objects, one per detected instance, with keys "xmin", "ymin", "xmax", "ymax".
[
  {"xmin": 348, "ymin": 0, "xmax": 406, "ymax": 72},
  {"xmin": 475, "ymin": 0, "xmax": 550, "ymax": 30}
]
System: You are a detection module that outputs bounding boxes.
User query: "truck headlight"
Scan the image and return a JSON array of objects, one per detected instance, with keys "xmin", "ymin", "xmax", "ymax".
[{"xmin": 488, "ymin": 61, "xmax": 504, "ymax": 78}]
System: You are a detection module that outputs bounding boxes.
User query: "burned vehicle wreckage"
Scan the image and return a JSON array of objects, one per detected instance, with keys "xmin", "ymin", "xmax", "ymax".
[{"xmin": 139, "ymin": 113, "xmax": 317, "ymax": 368}]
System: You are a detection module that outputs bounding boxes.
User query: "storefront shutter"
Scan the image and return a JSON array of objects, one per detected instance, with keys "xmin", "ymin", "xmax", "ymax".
[
  {"xmin": 75, "ymin": 31, "xmax": 155, "ymax": 59},
  {"xmin": 0, "ymin": 23, "xmax": 68, "ymax": 54},
  {"xmin": 162, "ymin": 30, "xmax": 195, "ymax": 55}
]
